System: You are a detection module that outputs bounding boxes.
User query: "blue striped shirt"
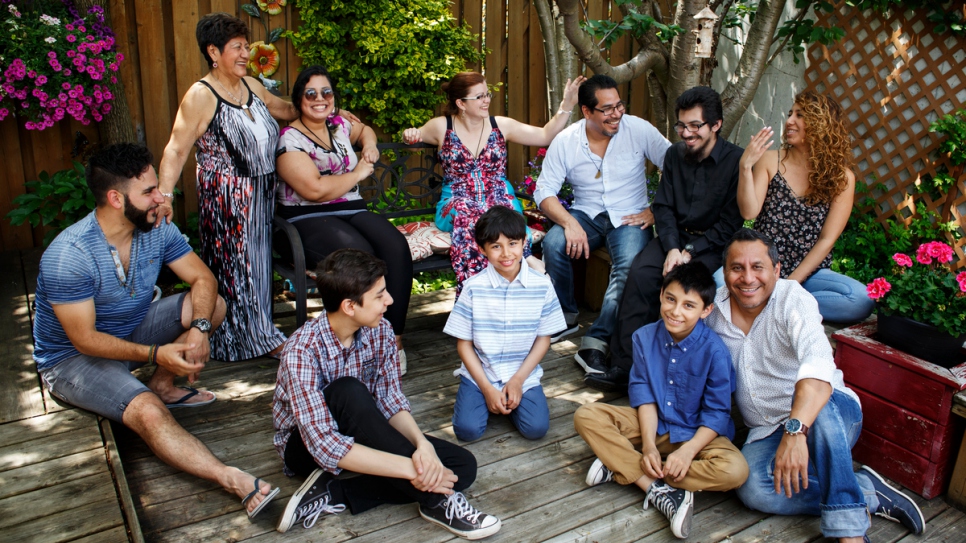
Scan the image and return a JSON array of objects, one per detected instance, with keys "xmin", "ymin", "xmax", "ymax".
[
  {"xmin": 443, "ymin": 262, "xmax": 566, "ymax": 391},
  {"xmin": 33, "ymin": 212, "xmax": 193, "ymax": 371}
]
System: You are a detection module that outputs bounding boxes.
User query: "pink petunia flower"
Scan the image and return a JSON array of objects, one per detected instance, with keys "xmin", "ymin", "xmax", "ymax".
[
  {"xmin": 916, "ymin": 244, "xmax": 933, "ymax": 265},
  {"xmin": 866, "ymin": 277, "xmax": 892, "ymax": 300},
  {"xmin": 893, "ymin": 253, "xmax": 913, "ymax": 267}
]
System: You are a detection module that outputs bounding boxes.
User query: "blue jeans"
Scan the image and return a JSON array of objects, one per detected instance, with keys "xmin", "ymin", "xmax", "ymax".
[
  {"xmin": 712, "ymin": 267, "xmax": 874, "ymax": 324},
  {"xmin": 452, "ymin": 376, "xmax": 549, "ymax": 441},
  {"xmin": 542, "ymin": 210, "xmax": 651, "ymax": 352},
  {"xmin": 737, "ymin": 390, "xmax": 878, "ymax": 538}
]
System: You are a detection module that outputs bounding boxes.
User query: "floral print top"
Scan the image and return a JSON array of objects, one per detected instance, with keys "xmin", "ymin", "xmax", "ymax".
[
  {"xmin": 753, "ymin": 171, "xmax": 832, "ymax": 278},
  {"xmin": 276, "ymin": 115, "xmax": 359, "ymax": 206}
]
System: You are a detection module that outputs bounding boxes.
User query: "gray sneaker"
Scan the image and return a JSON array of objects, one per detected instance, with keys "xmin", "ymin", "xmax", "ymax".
[
  {"xmin": 645, "ymin": 480, "xmax": 693, "ymax": 539},
  {"xmin": 276, "ymin": 469, "xmax": 346, "ymax": 533},
  {"xmin": 419, "ymin": 492, "xmax": 501, "ymax": 540}
]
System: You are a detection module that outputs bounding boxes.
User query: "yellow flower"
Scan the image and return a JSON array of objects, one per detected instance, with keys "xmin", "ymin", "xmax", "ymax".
[
  {"xmin": 248, "ymin": 41, "xmax": 280, "ymax": 77},
  {"xmin": 256, "ymin": 0, "xmax": 286, "ymax": 16}
]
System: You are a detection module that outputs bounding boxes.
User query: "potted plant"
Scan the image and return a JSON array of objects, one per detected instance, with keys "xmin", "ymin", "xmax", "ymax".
[{"xmin": 865, "ymin": 240, "xmax": 966, "ymax": 367}]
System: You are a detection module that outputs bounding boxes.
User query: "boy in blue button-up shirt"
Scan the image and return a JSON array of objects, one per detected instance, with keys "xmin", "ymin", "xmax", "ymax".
[{"xmin": 574, "ymin": 261, "xmax": 748, "ymax": 539}]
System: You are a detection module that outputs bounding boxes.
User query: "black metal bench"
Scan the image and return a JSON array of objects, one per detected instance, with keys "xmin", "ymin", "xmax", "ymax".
[{"xmin": 273, "ymin": 142, "xmax": 452, "ymax": 327}]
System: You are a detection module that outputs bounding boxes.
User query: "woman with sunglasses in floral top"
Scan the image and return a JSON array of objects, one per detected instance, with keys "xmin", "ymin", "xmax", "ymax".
[
  {"xmin": 403, "ymin": 72, "xmax": 585, "ymax": 294},
  {"xmin": 275, "ymin": 65, "xmax": 414, "ymax": 374}
]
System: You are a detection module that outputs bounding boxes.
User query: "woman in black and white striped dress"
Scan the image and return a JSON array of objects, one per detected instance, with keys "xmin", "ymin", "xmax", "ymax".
[{"xmin": 157, "ymin": 13, "xmax": 297, "ymax": 361}]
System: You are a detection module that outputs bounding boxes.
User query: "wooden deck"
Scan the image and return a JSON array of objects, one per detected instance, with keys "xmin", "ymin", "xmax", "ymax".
[{"xmin": 2, "ymin": 249, "xmax": 966, "ymax": 542}]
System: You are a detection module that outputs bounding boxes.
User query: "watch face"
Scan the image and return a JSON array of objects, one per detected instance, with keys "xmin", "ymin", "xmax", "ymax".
[
  {"xmin": 191, "ymin": 319, "xmax": 212, "ymax": 332},
  {"xmin": 785, "ymin": 419, "xmax": 802, "ymax": 434}
]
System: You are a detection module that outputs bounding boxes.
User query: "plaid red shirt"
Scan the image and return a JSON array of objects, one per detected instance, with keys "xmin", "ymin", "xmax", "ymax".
[{"xmin": 272, "ymin": 311, "xmax": 410, "ymax": 473}]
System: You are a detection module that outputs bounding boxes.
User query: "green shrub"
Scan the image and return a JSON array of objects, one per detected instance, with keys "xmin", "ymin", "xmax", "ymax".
[
  {"xmin": 6, "ymin": 161, "xmax": 95, "ymax": 246},
  {"xmin": 289, "ymin": 0, "xmax": 485, "ymax": 136}
]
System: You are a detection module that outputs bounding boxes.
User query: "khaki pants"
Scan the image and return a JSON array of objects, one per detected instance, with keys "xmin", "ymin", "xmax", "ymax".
[{"xmin": 574, "ymin": 402, "xmax": 749, "ymax": 492}]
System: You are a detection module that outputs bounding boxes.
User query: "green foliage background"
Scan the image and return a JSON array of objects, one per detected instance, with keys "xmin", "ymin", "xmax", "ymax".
[{"xmin": 288, "ymin": 0, "xmax": 485, "ymax": 136}]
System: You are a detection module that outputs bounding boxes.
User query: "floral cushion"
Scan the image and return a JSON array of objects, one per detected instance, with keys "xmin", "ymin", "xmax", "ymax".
[{"xmin": 397, "ymin": 222, "xmax": 452, "ymax": 261}]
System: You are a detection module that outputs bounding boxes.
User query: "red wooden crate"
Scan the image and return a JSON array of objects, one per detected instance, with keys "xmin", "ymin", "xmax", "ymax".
[{"xmin": 833, "ymin": 319, "xmax": 966, "ymax": 499}]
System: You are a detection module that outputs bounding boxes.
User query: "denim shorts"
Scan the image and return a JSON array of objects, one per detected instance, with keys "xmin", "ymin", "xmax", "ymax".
[{"xmin": 40, "ymin": 293, "xmax": 187, "ymax": 423}]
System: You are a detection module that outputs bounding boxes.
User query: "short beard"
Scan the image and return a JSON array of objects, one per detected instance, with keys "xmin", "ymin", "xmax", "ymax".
[{"xmin": 124, "ymin": 196, "xmax": 155, "ymax": 233}]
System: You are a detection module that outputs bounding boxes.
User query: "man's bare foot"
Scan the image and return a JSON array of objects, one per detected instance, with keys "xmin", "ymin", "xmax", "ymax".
[
  {"xmin": 226, "ymin": 467, "xmax": 276, "ymax": 515},
  {"xmin": 152, "ymin": 385, "xmax": 216, "ymax": 406}
]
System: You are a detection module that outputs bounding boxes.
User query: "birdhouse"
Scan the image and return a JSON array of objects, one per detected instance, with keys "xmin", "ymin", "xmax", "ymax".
[{"xmin": 693, "ymin": 7, "xmax": 718, "ymax": 59}]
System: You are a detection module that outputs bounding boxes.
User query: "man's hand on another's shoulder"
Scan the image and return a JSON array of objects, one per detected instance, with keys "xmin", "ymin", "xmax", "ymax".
[
  {"xmin": 663, "ymin": 249, "xmax": 689, "ymax": 275},
  {"xmin": 774, "ymin": 433, "xmax": 809, "ymax": 497}
]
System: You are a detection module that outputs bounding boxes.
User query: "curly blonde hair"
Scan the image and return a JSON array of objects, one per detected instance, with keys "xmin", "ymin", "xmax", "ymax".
[{"xmin": 782, "ymin": 90, "xmax": 853, "ymax": 205}]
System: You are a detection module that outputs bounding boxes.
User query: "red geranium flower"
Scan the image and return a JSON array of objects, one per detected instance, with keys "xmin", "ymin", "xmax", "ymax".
[{"xmin": 866, "ymin": 277, "xmax": 891, "ymax": 300}]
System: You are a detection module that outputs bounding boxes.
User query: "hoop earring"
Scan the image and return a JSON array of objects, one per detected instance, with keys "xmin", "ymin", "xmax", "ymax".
[{"xmin": 212, "ymin": 61, "xmax": 218, "ymax": 69}]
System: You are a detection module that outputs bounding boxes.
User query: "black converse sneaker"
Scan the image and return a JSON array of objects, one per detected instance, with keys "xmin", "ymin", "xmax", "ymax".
[
  {"xmin": 645, "ymin": 480, "xmax": 694, "ymax": 539},
  {"xmin": 419, "ymin": 491, "xmax": 502, "ymax": 540},
  {"xmin": 276, "ymin": 469, "xmax": 346, "ymax": 533}
]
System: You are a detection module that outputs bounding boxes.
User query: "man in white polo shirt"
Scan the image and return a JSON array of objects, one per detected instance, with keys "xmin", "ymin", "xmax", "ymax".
[{"xmin": 535, "ymin": 74, "xmax": 670, "ymax": 375}]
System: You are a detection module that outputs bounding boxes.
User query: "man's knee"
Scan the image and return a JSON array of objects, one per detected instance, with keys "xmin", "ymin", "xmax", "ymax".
[
  {"xmin": 573, "ymin": 403, "xmax": 608, "ymax": 437},
  {"xmin": 323, "ymin": 376, "xmax": 372, "ymax": 410},
  {"xmin": 542, "ymin": 225, "xmax": 567, "ymax": 256},
  {"xmin": 735, "ymin": 470, "xmax": 782, "ymax": 513},
  {"xmin": 122, "ymin": 391, "xmax": 177, "ymax": 434}
]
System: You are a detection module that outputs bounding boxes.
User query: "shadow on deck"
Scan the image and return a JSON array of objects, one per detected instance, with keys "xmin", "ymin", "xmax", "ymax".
[{"xmin": 1, "ymin": 249, "xmax": 964, "ymax": 542}]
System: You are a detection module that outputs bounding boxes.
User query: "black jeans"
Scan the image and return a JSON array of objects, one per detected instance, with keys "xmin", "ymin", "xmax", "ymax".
[
  {"xmin": 609, "ymin": 238, "xmax": 723, "ymax": 371},
  {"xmin": 284, "ymin": 377, "xmax": 477, "ymax": 514}
]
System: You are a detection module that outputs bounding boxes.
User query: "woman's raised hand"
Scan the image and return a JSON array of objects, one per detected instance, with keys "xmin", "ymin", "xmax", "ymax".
[
  {"xmin": 402, "ymin": 127, "xmax": 422, "ymax": 144},
  {"xmin": 353, "ymin": 158, "xmax": 375, "ymax": 181},
  {"xmin": 740, "ymin": 126, "xmax": 774, "ymax": 171},
  {"xmin": 561, "ymin": 76, "xmax": 587, "ymax": 111}
]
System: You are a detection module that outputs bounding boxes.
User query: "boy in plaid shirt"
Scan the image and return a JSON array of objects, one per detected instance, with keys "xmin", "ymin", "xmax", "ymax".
[{"xmin": 272, "ymin": 249, "xmax": 501, "ymax": 539}]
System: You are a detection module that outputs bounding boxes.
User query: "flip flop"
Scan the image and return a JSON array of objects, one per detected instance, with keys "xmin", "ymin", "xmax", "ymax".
[
  {"xmin": 165, "ymin": 386, "xmax": 217, "ymax": 409},
  {"xmin": 243, "ymin": 477, "xmax": 280, "ymax": 520}
]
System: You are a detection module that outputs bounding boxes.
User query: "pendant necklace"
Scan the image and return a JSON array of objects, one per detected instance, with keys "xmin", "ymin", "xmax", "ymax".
[
  {"xmin": 591, "ymin": 153, "xmax": 603, "ymax": 179},
  {"xmin": 213, "ymin": 76, "xmax": 255, "ymax": 122},
  {"xmin": 460, "ymin": 114, "xmax": 487, "ymax": 159},
  {"xmin": 303, "ymin": 121, "xmax": 349, "ymax": 172}
]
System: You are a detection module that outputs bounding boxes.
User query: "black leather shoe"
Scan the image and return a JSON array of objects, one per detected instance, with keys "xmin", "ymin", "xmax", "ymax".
[
  {"xmin": 574, "ymin": 349, "xmax": 607, "ymax": 374},
  {"xmin": 585, "ymin": 365, "xmax": 629, "ymax": 393}
]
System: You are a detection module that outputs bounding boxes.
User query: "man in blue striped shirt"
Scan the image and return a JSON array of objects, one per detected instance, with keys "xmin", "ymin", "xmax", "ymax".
[
  {"xmin": 444, "ymin": 206, "xmax": 566, "ymax": 442},
  {"xmin": 33, "ymin": 143, "xmax": 279, "ymax": 518}
]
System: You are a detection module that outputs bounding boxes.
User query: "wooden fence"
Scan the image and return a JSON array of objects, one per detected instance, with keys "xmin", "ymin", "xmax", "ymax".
[
  {"xmin": 806, "ymin": 2, "xmax": 966, "ymax": 266},
  {"xmin": 0, "ymin": 0, "xmax": 656, "ymax": 252}
]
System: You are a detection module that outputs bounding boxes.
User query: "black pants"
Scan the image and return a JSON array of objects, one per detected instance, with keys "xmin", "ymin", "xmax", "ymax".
[
  {"xmin": 284, "ymin": 377, "xmax": 477, "ymax": 514},
  {"xmin": 284, "ymin": 211, "xmax": 413, "ymax": 335},
  {"xmin": 609, "ymin": 238, "xmax": 723, "ymax": 371}
]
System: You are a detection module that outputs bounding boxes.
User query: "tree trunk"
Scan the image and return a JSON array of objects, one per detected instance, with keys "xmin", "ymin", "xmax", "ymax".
[
  {"xmin": 534, "ymin": 0, "xmax": 578, "ymax": 119},
  {"xmin": 75, "ymin": 0, "xmax": 136, "ymax": 144}
]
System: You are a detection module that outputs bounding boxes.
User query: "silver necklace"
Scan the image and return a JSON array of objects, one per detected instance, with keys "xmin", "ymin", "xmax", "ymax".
[{"xmin": 212, "ymin": 76, "xmax": 254, "ymax": 122}]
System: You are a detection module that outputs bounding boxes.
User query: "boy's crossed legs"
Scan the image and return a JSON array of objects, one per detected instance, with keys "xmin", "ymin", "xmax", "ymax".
[{"xmin": 574, "ymin": 403, "xmax": 748, "ymax": 538}]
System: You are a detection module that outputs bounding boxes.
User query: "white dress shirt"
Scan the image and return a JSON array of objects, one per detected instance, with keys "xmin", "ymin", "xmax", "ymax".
[
  {"xmin": 706, "ymin": 279, "xmax": 860, "ymax": 444},
  {"xmin": 534, "ymin": 115, "xmax": 670, "ymax": 228}
]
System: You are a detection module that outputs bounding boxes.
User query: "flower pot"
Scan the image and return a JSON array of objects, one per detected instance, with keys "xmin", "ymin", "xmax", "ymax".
[{"xmin": 876, "ymin": 311, "xmax": 966, "ymax": 368}]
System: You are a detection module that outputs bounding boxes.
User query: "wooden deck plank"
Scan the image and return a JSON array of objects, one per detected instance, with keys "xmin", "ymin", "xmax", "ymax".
[
  {"xmin": 0, "ymin": 408, "xmax": 98, "ymax": 447},
  {"xmin": 0, "ymin": 471, "xmax": 118, "ymax": 530},
  {"xmin": 0, "ymin": 447, "xmax": 106, "ymax": 500},
  {"xmin": 3, "ymin": 498, "xmax": 125, "ymax": 543},
  {"xmin": 0, "ymin": 424, "xmax": 103, "ymax": 471},
  {"xmin": 0, "ymin": 249, "xmax": 45, "ymax": 423},
  {"xmin": 67, "ymin": 526, "xmax": 131, "ymax": 543}
]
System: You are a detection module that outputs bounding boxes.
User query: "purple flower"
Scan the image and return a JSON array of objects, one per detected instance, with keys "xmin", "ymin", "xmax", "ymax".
[
  {"xmin": 25, "ymin": 121, "xmax": 36, "ymax": 130},
  {"xmin": 0, "ymin": 109, "xmax": 8, "ymax": 121},
  {"xmin": 47, "ymin": 51, "xmax": 57, "ymax": 59},
  {"xmin": 63, "ymin": 69, "xmax": 72, "ymax": 76},
  {"xmin": 35, "ymin": 75, "xmax": 47, "ymax": 85},
  {"xmin": 67, "ymin": 50, "xmax": 76, "ymax": 58},
  {"xmin": 66, "ymin": 24, "xmax": 75, "ymax": 31},
  {"xmin": 27, "ymin": 70, "xmax": 37, "ymax": 79},
  {"xmin": 66, "ymin": 34, "xmax": 76, "ymax": 42}
]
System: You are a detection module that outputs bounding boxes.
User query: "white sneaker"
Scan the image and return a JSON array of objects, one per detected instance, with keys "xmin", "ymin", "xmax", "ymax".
[
  {"xmin": 585, "ymin": 458, "xmax": 614, "ymax": 486},
  {"xmin": 419, "ymin": 492, "xmax": 502, "ymax": 540}
]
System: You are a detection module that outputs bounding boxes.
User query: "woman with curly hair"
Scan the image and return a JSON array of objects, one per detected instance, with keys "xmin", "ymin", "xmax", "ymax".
[{"xmin": 734, "ymin": 90, "xmax": 873, "ymax": 322}]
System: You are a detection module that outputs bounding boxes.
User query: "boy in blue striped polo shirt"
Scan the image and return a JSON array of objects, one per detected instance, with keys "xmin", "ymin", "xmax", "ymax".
[{"xmin": 444, "ymin": 206, "xmax": 566, "ymax": 441}]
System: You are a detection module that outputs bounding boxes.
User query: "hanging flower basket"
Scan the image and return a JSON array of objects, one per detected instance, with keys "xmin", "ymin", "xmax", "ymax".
[{"xmin": 0, "ymin": 1, "xmax": 123, "ymax": 130}]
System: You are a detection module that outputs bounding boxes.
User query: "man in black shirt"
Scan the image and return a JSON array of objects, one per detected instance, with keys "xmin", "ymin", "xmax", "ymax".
[{"xmin": 587, "ymin": 86, "xmax": 745, "ymax": 392}]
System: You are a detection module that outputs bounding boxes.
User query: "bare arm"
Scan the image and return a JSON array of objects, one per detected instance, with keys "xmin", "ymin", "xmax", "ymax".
[
  {"xmin": 774, "ymin": 377, "xmax": 833, "ymax": 497},
  {"xmin": 402, "ymin": 116, "xmax": 447, "ymax": 146},
  {"xmin": 276, "ymin": 149, "xmax": 373, "ymax": 203},
  {"xmin": 166, "ymin": 251, "xmax": 219, "ymax": 367},
  {"xmin": 348, "ymin": 121, "xmax": 380, "ymax": 163},
  {"xmin": 737, "ymin": 133, "xmax": 777, "ymax": 220},
  {"xmin": 637, "ymin": 403, "xmax": 663, "ymax": 479},
  {"xmin": 457, "ymin": 339, "xmax": 510, "ymax": 415},
  {"xmin": 53, "ymin": 300, "xmax": 200, "ymax": 376},
  {"xmin": 503, "ymin": 336, "xmax": 550, "ymax": 410},
  {"xmin": 157, "ymin": 83, "xmax": 218, "ymax": 205},
  {"xmin": 787, "ymin": 169, "xmax": 856, "ymax": 283},
  {"xmin": 497, "ymin": 77, "xmax": 585, "ymax": 146},
  {"xmin": 247, "ymin": 76, "xmax": 298, "ymax": 122}
]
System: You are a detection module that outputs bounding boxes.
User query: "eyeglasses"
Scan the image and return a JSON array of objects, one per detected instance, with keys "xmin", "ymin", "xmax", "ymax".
[
  {"xmin": 673, "ymin": 121, "xmax": 708, "ymax": 134},
  {"xmin": 462, "ymin": 92, "xmax": 493, "ymax": 101},
  {"xmin": 593, "ymin": 101, "xmax": 626, "ymax": 116},
  {"xmin": 304, "ymin": 88, "xmax": 334, "ymax": 101}
]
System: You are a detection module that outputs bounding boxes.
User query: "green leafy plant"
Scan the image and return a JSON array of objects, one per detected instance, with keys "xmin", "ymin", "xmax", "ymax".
[
  {"xmin": 412, "ymin": 269, "xmax": 455, "ymax": 294},
  {"xmin": 6, "ymin": 161, "xmax": 95, "ymax": 246},
  {"xmin": 866, "ymin": 240, "xmax": 966, "ymax": 337},
  {"xmin": 288, "ymin": 0, "xmax": 485, "ymax": 136}
]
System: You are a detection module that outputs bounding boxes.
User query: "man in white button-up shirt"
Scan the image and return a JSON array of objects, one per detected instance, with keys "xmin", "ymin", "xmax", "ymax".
[
  {"xmin": 707, "ymin": 228, "xmax": 925, "ymax": 542},
  {"xmin": 535, "ymin": 74, "xmax": 670, "ymax": 376}
]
